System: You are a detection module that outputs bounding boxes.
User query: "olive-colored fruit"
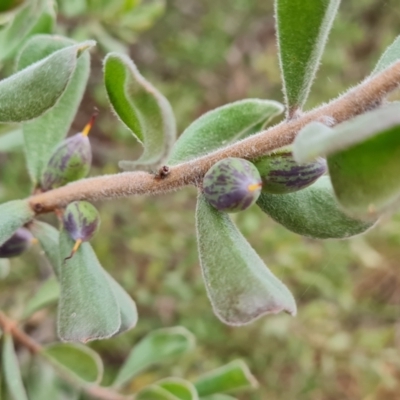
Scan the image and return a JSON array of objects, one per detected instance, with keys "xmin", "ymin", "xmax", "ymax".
[
  {"xmin": 63, "ymin": 201, "xmax": 100, "ymax": 259},
  {"xmin": 0, "ymin": 228, "xmax": 33, "ymax": 258},
  {"xmin": 254, "ymin": 148, "xmax": 326, "ymax": 194},
  {"xmin": 203, "ymin": 157, "xmax": 262, "ymax": 213},
  {"xmin": 40, "ymin": 112, "xmax": 97, "ymax": 191}
]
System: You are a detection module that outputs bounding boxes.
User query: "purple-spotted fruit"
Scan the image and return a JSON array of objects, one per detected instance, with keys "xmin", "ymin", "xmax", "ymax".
[
  {"xmin": 0, "ymin": 228, "xmax": 34, "ymax": 258},
  {"xmin": 40, "ymin": 111, "xmax": 98, "ymax": 191},
  {"xmin": 63, "ymin": 201, "xmax": 100, "ymax": 260},
  {"xmin": 253, "ymin": 148, "xmax": 326, "ymax": 194},
  {"xmin": 203, "ymin": 157, "xmax": 262, "ymax": 213}
]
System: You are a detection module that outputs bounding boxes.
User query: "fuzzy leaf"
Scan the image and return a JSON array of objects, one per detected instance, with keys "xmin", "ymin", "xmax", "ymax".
[
  {"xmin": 372, "ymin": 35, "xmax": 400, "ymax": 75},
  {"xmin": 157, "ymin": 378, "xmax": 199, "ymax": 400},
  {"xmin": 0, "ymin": 0, "xmax": 55, "ymax": 62},
  {"xmin": 42, "ymin": 342, "xmax": 103, "ymax": 384},
  {"xmin": 2, "ymin": 334, "xmax": 29, "ymax": 400},
  {"xmin": 29, "ymin": 221, "xmax": 61, "ymax": 278},
  {"xmin": 104, "ymin": 52, "xmax": 176, "ymax": 170},
  {"xmin": 196, "ymin": 194, "xmax": 296, "ymax": 325},
  {"xmin": 0, "ymin": 200, "xmax": 34, "ymax": 246},
  {"xmin": 276, "ymin": 0, "xmax": 340, "ymax": 116},
  {"xmin": 168, "ymin": 99, "xmax": 284, "ymax": 165},
  {"xmin": 257, "ymin": 176, "xmax": 374, "ymax": 239},
  {"xmin": 113, "ymin": 327, "xmax": 195, "ymax": 388},
  {"xmin": 293, "ymin": 103, "xmax": 400, "ymax": 162},
  {"xmin": 195, "ymin": 360, "xmax": 258, "ymax": 397},
  {"xmin": 135, "ymin": 386, "xmax": 181, "ymax": 400},
  {"xmin": 0, "ymin": 40, "xmax": 94, "ymax": 123},
  {"xmin": 58, "ymin": 229, "xmax": 120, "ymax": 342},
  {"xmin": 327, "ymin": 124, "xmax": 400, "ymax": 219},
  {"xmin": 22, "ymin": 276, "xmax": 60, "ymax": 319},
  {"xmin": 104, "ymin": 271, "xmax": 138, "ymax": 335},
  {"xmin": 18, "ymin": 35, "xmax": 91, "ymax": 184},
  {"xmin": 0, "ymin": 129, "xmax": 24, "ymax": 153}
]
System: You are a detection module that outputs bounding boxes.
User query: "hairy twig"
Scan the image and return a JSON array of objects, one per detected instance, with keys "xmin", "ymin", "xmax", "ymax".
[
  {"xmin": 29, "ymin": 61, "xmax": 400, "ymax": 214},
  {"xmin": 0, "ymin": 311, "xmax": 132, "ymax": 400}
]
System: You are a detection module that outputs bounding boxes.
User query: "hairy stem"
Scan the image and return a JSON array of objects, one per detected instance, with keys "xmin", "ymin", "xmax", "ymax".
[
  {"xmin": 0, "ymin": 311, "xmax": 132, "ymax": 400},
  {"xmin": 29, "ymin": 61, "xmax": 400, "ymax": 214}
]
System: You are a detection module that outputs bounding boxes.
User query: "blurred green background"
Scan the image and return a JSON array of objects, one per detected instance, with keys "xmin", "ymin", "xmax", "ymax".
[{"xmin": 1, "ymin": 0, "xmax": 400, "ymax": 399}]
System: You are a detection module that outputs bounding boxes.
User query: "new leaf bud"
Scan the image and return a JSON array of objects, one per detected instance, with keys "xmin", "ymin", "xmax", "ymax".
[{"xmin": 203, "ymin": 158, "xmax": 262, "ymax": 213}]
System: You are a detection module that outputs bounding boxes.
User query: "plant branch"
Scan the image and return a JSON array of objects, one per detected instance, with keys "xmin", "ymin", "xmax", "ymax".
[
  {"xmin": 0, "ymin": 311, "xmax": 132, "ymax": 400},
  {"xmin": 29, "ymin": 61, "xmax": 400, "ymax": 214}
]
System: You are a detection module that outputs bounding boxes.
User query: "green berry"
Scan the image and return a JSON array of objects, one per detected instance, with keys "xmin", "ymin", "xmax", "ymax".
[
  {"xmin": 0, "ymin": 228, "xmax": 33, "ymax": 258},
  {"xmin": 254, "ymin": 148, "xmax": 326, "ymax": 194},
  {"xmin": 203, "ymin": 158, "xmax": 262, "ymax": 213}
]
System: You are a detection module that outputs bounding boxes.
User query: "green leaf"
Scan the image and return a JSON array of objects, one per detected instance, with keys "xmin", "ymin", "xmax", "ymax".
[
  {"xmin": 327, "ymin": 125, "xmax": 400, "ymax": 219},
  {"xmin": 0, "ymin": 0, "xmax": 56, "ymax": 62},
  {"xmin": 29, "ymin": 221, "xmax": 61, "ymax": 278},
  {"xmin": 0, "ymin": 129, "xmax": 23, "ymax": 153},
  {"xmin": 167, "ymin": 99, "xmax": 284, "ymax": 165},
  {"xmin": 2, "ymin": 333, "xmax": 29, "ymax": 400},
  {"xmin": 157, "ymin": 378, "xmax": 199, "ymax": 400},
  {"xmin": 26, "ymin": 360, "xmax": 60, "ymax": 400},
  {"xmin": 42, "ymin": 342, "xmax": 103, "ymax": 384},
  {"xmin": 0, "ymin": 200, "xmax": 34, "ymax": 246},
  {"xmin": 104, "ymin": 271, "xmax": 138, "ymax": 335},
  {"xmin": 196, "ymin": 193, "xmax": 296, "ymax": 325},
  {"xmin": 275, "ymin": 0, "xmax": 340, "ymax": 116},
  {"xmin": 195, "ymin": 360, "xmax": 258, "ymax": 397},
  {"xmin": 113, "ymin": 327, "xmax": 195, "ymax": 388},
  {"xmin": 200, "ymin": 396, "xmax": 237, "ymax": 400},
  {"xmin": 257, "ymin": 176, "xmax": 374, "ymax": 239},
  {"xmin": 372, "ymin": 35, "xmax": 400, "ymax": 75},
  {"xmin": 293, "ymin": 105, "xmax": 400, "ymax": 163},
  {"xmin": 0, "ymin": 40, "xmax": 94, "ymax": 123},
  {"xmin": 104, "ymin": 52, "xmax": 176, "ymax": 170},
  {"xmin": 22, "ymin": 276, "xmax": 60, "ymax": 319},
  {"xmin": 18, "ymin": 35, "xmax": 91, "ymax": 184},
  {"xmin": 292, "ymin": 104, "xmax": 400, "ymax": 219},
  {"xmin": 58, "ymin": 229, "xmax": 120, "ymax": 342},
  {"xmin": 135, "ymin": 385, "xmax": 181, "ymax": 400},
  {"xmin": 0, "ymin": 258, "xmax": 10, "ymax": 279}
]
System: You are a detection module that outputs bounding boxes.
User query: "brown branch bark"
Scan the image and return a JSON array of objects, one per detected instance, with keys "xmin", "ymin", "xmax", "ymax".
[
  {"xmin": 29, "ymin": 61, "xmax": 400, "ymax": 214},
  {"xmin": 0, "ymin": 311, "xmax": 132, "ymax": 400}
]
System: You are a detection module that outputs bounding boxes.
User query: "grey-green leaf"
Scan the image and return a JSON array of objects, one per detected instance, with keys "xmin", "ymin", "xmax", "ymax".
[
  {"xmin": 29, "ymin": 221, "xmax": 61, "ymax": 278},
  {"xmin": 104, "ymin": 52, "xmax": 176, "ymax": 170},
  {"xmin": 135, "ymin": 386, "xmax": 181, "ymax": 400},
  {"xmin": 195, "ymin": 360, "xmax": 258, "ymax": 397},
  {"xmin": 275, "ymin": 0, "xmax": 341, "ymax": 116},
  {"xmin": 196, "ymin": 194, "xmax": 296, "ymax": 325},
  {"xmin": 0, "ymin": 129, "xmax": 24, "ymax": 153},
  {"xmin": 58, "ymin": 229, "xmax": 120, "ymax": 342},
  {"xmin": 167, "ymin": 99, "xmax": 284, "ymax": 165},
  {"xmin": 0, "ymin": 0, "xmax": 55, "ymax": 62},
  {"xmin": 157, "ymin": 378, "xmax": 199, "ymax": 400},
  {"xmin": 0, "ymin": 40, "xmax": 94, "ymax": 123},
  {"xmin": 104, "ymin": 271, "xmax": 138, "ymax": 335},
  {"xmin": 0, "ymin": 200, "xmax": 34, "ymax": 246},
  {"xmin": 42, "ymin": 342, "xmax": 103, "ymax": 384},
  {"xmin": 22, "ymin": 276, "xmax": 60, "ymax": 320},
  {"xmin": 372, "ymin": 35, "xmax": 400, "ymax": 75},
  {"xmin": 257, "ymin": 176, "xmax": 374, "ymax": 239},
  {"xmin": 293, "ymin": 103, "xmax": 400, "ymax": 163},
  {"xmin": 113, "ymin": 327, "xmax": 195, "ymax": 388},
  {"xmin": 2, "ymin": 333, "xmax": 29, "ymax": 400},
  {"xmin": 18, "ymin": 35, "xmax": 91, "ymax": 184},
  {"xmin": 327, "ymin": 123, "xmax": 400, "ymax": 219}
]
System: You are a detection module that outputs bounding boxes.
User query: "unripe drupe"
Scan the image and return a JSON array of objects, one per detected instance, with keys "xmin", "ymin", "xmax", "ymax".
[
  {"xmin": 203, "ymin": 158, "xmax": 262, "ymax": 213},
  {"xmin": 254, "ymin": 148, "xmax": 326, "ymax": 194},
  {"xmin": 0, "ymin": 228, "xmax": 34, "ymax": 258},
  {"xmin": 41, "ymin": 110, "xmax": 98, "ymax": 191},
  {"xmin": 63, "ymin": 201, "xmax": 100, "ymax": 260}
]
